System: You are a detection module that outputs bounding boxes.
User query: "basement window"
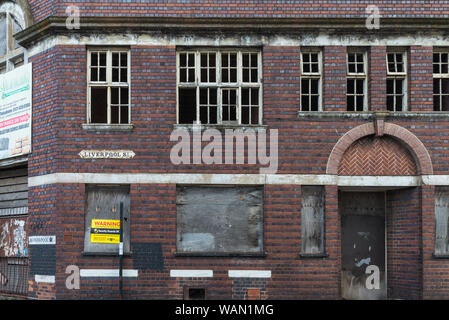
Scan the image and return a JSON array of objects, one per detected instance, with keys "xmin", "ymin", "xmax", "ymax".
[
  {"xmin": 347, "ymin": 50, "xmax": 367, "ymax": 111},
  {"xmin": 176, "ymin": 186, "xmax": 263, "ymax": 255},
  {"xmin": 386, "ymin": 51, "xmax": 407, "ymax": 111},
  {"xmin": 184, "ymin": 288, "xmax": 206, "ymax": 300},
  {"xmin": 433, "ymin": 50, "xmax": 449, "ymax": 111},
  {"xmin": 300, "ymin": 186, "xmax": 325, "ymax": 255},
  {"xmin": 300, "ymin": 50, "xmax": 322, "ymax": 111},
  {"xmin": 177, "ymin": 49, "xmax": 262, "ymax": 125},
  {"xmin": 84, "ymin": 185, "xmax": 131, "ymax": 255},
  {"xmin": 87, "ymin": 49, "xmax": 130, "ymax": 124}
]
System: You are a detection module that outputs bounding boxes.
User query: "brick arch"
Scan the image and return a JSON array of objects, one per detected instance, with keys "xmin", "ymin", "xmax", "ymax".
[{"xmin": 326, "ymin": 122, "xmax": 433, "ymax": 175}]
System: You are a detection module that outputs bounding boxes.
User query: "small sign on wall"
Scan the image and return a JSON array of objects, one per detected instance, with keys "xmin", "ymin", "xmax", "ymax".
[
  {"xmin": 29, "ymin": 235, "xmax": 56, "ymax": 245},
  {"xmin": 79, "ymin": 150, "xmax": 135, "ymax": 159},
  {"xmin": 90, "ymin": 219, "xmax": 120, "ymax": 244}
]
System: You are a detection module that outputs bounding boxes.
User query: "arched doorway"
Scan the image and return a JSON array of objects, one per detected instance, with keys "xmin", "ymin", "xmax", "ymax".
[{"xmin": 328, "ymin": 122, "xmax": 432, "ymax": 300}]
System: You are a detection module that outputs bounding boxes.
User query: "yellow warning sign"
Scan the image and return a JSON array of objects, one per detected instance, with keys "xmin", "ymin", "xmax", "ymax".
[{"xmin": 90, "ymin": 219, "xmax": 120, "ymax": 244}]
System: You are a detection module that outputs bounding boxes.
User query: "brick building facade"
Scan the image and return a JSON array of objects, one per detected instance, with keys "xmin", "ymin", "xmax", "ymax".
[{"xmin": 0, "ymin": 0, "xmax": 448, "ymax": 300}]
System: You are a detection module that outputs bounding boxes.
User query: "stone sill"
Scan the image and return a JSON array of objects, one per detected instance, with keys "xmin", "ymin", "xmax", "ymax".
[
  {"xmin": 82, "ymin": 251, "xmax": 132, "ymax": 257},
  {"xmin": 298, "ymin": 111, "xmax": 449, "ymax": 120},
  {"xmin": 299, "ymin": 252, "xmax": 329, "ymax": 259},
  {"xmin": 82, "ymin": 124, "xmax": 134, "ymax": 131},
  {"xmin": 432, "ymin": 254, "xmax": 449, "ymax": 259},
  {"xmin": 173, "ymin": 124, "xmax": 268, "ymax": 132},
  {"xmin": 174, "ymin": 251, "xmax": 267, "ymax": 258}
]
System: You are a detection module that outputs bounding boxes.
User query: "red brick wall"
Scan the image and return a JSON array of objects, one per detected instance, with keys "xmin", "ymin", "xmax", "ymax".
[
  {"xmin": 27, "ymin": 45, "xmax": 449, "ymax": 176},
  {"xmin": 386, "ymin": 187, "xmax": 423, "ymax": 300},
  {"xmin": 26, "ymin": 44, "xmax": 449, "ymax": 299},
  {"xmin": 422, "ymin": 185, "xmax": 449, "ymax": 299},
  {"xmin": 26, "ymin": 1, "xmax": 449, "ymax": 23},
  {"xmin": 409, "ymin": 46, "xmax": 434, "ymax": 112},
  {"xmin": 368, "ymin": 46, "xmax": 387, "ymax": 112},
  {"xmin": 323, "ymin": 46, "xmax": 347, "ymax": 111},
  {"xmin": 52, "ymin": 183, "xmax": 343, "ymax": 299}
]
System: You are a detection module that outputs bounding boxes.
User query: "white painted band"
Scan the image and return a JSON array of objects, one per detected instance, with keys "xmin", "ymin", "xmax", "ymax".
[
  {"xmin": 228, "ymin": 270, "xmax": 271, "ymax": 278},
  {"xmin": 170, "ymin": 270, "xmax": 214, "ymax": 278},
  {"xmin": 34, "ymin": 275, "xmax": 55, "ymax": 283},
  {"xmin": 79, "ymin": 269, "xmax": 138, "ymax": 278},
  {"xmin": 27, "ymin": 34, "xmax": 449, "ymax": 58},
  {"xmin": 28, "ymin": 172, "xmax": 449, "ymax": 187}
]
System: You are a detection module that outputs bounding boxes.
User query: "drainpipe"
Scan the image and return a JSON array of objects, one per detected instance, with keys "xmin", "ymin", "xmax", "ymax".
[{"xmin": 119, "ymin": 202, "xmax": 124, "ymax": 300}]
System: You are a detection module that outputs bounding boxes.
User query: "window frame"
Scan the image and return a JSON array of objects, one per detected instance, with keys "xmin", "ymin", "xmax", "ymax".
[
  {"xmin": 433, "ymin": 48, "xmax": 449, "ymax": 112},
  {"xmin": 300, "ymin": 49, "xmax": 323, "ymax": 112},
  {"xmin": 346, "ymin": 50, "xmax": 368, "ymax": 112},
  {"xmin": 87, "ymin": 48, "xmax": 131, "ymax": 125},
  {"xmin": 176, "ymin": 48, "xmax": 263, "ymax": 125},
  {"xmin": 0, "ymin": 11, "xmax": 26, "ymax": 74},
  {"xmin": 386, "ymin": 50, "xmax": 408, "ymax": 112}
]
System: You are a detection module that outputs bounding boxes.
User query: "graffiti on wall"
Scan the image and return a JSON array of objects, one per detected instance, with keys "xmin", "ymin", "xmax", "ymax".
[{"xmin": 0, "ymin": 218, "xmax": 28, "ymax": 257}]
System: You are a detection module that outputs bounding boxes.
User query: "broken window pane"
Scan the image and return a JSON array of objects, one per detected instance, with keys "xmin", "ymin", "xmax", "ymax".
[
  {"xmin": 176, "ymin": 186, "xmax": 263, "ymax": 254},
  {"xmin": 90, "ymin": 87, "xmax": 108, "ymax": 123},
  {"xmin": 179, "ymin": 88, "xmax": 197, "ymax": 124},
  {"xmin": 301, "ymin": 186, "xmax": 324, "ymax": 254}
]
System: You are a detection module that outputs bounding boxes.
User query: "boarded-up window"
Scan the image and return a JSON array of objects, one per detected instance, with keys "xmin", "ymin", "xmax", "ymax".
[
  {"xmin": 0, "ymin": 166, "xmax": 28, "ymax": 217},
  {"xmin": 176, "ymin": 186, "xmax": 263, "ymax": 254},
  {"xmin": 301, "ymin": 186, "xmax": 324, "ymax": 254},
  {"xmin": 84, "ymin": 185, "xmax": 130, "ymax": 255},
  {"xmin": 435, "ymin": 187, "xmax": 449, "ymax": 255}
]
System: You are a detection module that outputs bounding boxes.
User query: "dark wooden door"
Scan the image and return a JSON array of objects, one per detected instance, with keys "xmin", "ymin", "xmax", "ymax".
[{"xmin": 340, "ymin": 192, "xmax": 387, "ymax": 300}]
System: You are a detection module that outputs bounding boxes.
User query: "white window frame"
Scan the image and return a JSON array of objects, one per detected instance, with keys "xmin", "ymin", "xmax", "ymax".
[
  {"xmin": 176, "ymin": 49, "xmax": 263, "ymax": 125},
  {"xmin": 300, "ymin": 50, "xmax": 322, "ymax": 112},
  {"xmin": 346, "ymin": 50, "xmax": 368, "ymax": 112},
  {"xmin": 386, "ymin": 51, "xmax": 408, "ymax": 112},
  {"xmin": 433, "ymin": 49, "xmax": 449, "ymax": 112},
  {"xmin": 87, "ymin": 48, "xmax": 131, "ymax": 124},
  {"xmin": 0, "ymin": 10, "xmax": 26, "ymax": 74}
]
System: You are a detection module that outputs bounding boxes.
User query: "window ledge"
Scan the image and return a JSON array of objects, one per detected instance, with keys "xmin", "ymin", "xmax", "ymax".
[
  {"xmin": 174, "ymin": 251, "xmax": 267, "ymax": 258},
  {"xmin": 82, "ymin": 251, "xmax": 132, "ymax": 257},
  {"xmin": 298, "ymin": 111, "xmax": 449, "ymax": 119},
  {"xmin": 82, "ymin": 124, "xmax": 134, "ymax": 131},
  {"xmin": 432, "ymin": 253, "xmax": 449, "ymax": 259},
  {"xmin": 174, "ymin": 124, "xmax": 268, "ymax": 131},
  {"xmin": 299, "ymin": 252, "xmax": 329, "ymax": 259}
]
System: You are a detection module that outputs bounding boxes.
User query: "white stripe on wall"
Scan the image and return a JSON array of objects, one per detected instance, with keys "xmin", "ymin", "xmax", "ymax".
[
  {"xmin": 170, "ymin": 270, "xmax": 214, "ymax": 278},
  {"xmin": 79, "ymin": 269, "xmax": 138, "ymax": 278},
  {"xmin": 34, "ymin": 275, "xmax": 55, "ymax": 283},
  {"xmin": 28, "ymin": 172, "xmax": 449, "ymax": 188},
  {"xmin": 228, "ymin": 270, "xmax": 272, "ymax": 278},
  {"xmin": 27, "ymin": 33, "xmax": 449, "ymax": 58}
]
